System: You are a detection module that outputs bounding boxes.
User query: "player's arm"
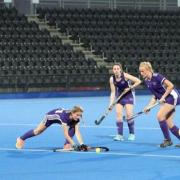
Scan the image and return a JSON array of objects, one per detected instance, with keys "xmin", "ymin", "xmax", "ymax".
[
  {"xmin": 109, "ymin": 77, "xmax": 116, "ymax": 110},
  {"xmin": 124, "ymin": 73, "xmax": 142, "ymax": 90},
  {"xmin": 75, "ymin": 124, "xmax": 88, "ymax": 151},
  {"xmin": 75, "ymin": 124, "xmax": 84, "ymax": 145},
  {"xmin": 144, "ymin": 96, "xmax": 157, "ymax": 113},
  {"xmin": 62, "ymin": 124, "xmax": 76, "ymax": 146},
  {"xmin": 160, "ymin": 79, "xmax": 174, "ymax": 103}
]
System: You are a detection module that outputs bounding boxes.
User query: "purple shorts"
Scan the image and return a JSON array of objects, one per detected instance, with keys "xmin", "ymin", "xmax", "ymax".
[
  {"xmin": 41, "ymin": 115, "xmax": 61, "ymax": 127},
  {"xmin": 117, "ymin": 92, "xmax": 134, "ymax": 106},
  {"xmin": 165, "ymin": 96, "xmax": 180, "ymax": 106}
]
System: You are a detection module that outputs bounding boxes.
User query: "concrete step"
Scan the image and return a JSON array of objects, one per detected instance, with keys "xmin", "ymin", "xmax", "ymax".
[{"xmin": 27, "ymin": 15, "xmax": 109, "ymax": 69}]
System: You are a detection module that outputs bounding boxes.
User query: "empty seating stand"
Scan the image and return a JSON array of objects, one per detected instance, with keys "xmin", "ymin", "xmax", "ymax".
[
  {"xmin": 37, "ymin": 7, "xmax": 180, "ymax": 87},
  {"xmin": 0, "ymin": 6, "xmax": 109, "ymax": 91}
]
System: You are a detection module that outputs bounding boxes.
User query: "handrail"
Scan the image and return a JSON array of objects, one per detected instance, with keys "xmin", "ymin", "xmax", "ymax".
[{"xmin": 38, "ymin": 0, "xmax": 178, "ymax": 10}]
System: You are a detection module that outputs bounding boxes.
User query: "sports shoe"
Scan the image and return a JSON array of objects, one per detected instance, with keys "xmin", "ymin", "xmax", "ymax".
[
  {"xmin": 16, "ymin": 137, "xmax": 25, "ymax": 149},
  {"xmin": 159, "ymin": 139, "xmax": 173, "ymax": 148},
  {"xmin": 128, "ymin": 134, "xmax": 135, "ymax": 141},
  {"xmin": 113, "ymin": 134, "xmax": 124, "ymax": 141}
]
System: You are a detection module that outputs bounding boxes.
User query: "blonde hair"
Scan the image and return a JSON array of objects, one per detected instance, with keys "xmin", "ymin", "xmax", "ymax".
[
  {"xmin": 71, "ymin": 106, "xmax": 84, "ymax": 113},
  {"xmin": 139, "ymin": 61, "xmax": 154, "ymax": 73}
]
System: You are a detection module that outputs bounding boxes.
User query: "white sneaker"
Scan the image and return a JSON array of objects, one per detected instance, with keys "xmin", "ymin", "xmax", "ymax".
[
  {"xmin": 128, "ymin": 134, "xmax": 135, "ymax": 141},
  {"xmin": 113, "ymin": 134, "xmax": 124, "ymax": 141},
  {"xmin": 16, "ymin": 137, "xmax": 25, "ymax": 149}
]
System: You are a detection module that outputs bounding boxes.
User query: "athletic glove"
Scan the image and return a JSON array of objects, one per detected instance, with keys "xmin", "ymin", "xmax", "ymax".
[
  {"xmin": 80, "ymin": 144, "xmax": 88, "ymax": 151},
  {"xmin": 72, "ymin": 144, "xmax": 81, "ymax": 151}
]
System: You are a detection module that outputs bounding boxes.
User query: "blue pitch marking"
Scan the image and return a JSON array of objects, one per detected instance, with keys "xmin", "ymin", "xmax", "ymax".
[{"xmin": 0, "ymin": 95, "xmax": 180, "ymax": 180}]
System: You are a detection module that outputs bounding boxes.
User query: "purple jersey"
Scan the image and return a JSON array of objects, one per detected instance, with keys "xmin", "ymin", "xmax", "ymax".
[
  {"xmin": 112, "ymin": 73, "xmax": 134, "ymax": 105},
  {"xmin": 42, "ymin": 108, "xmax": 79, "ymax": 127},
  {"xmin": 144, "ymin": 73, "xmax": 180, "ymax": 105}
]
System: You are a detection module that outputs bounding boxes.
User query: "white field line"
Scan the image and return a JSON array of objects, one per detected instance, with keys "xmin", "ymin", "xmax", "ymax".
[
  {"xmin": 0, "ymin": 147, "xmax": 180, "ymax": 159},
  {"xmin": 0, "ymin": 123, "xmax": 160, "ymax": 130}
]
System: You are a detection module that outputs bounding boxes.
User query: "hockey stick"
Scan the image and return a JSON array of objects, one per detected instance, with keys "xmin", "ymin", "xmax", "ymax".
[
  {"xmin": 94, "ymin": 90, "xmax": 129, "ymax": 125},
  {"xmin": 123, "ymin": 101, "xmax": 159, "ymax": 123},
  {"xmin": 53, "ymin": 146, "xmax": 109, "ymax": 152}
]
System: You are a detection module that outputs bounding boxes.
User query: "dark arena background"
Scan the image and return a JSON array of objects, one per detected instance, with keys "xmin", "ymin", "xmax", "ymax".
[
  {"xmin": 0, "ymin": 0, "xmax": 179, "ymax": 95},
  {"xmin": 1, "ymin": 1, "xmax": 180, "ymax": 180}
]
